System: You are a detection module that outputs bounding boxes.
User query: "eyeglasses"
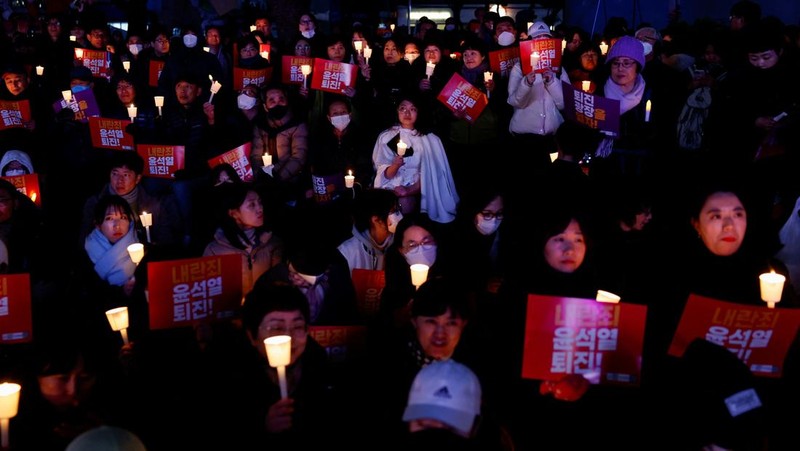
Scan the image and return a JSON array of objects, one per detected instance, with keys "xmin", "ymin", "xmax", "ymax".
[
  {"xmin": 479, "ymin": 210, "xmax": 504, "ymax": 220},
  {"xmin": 261, "ymin": 322, "xmax": 307, "ymax": 338},
  {"xmin": 404, "ymin": 236, "xmax": 436, "ymax": 251},
  {"xmin": 90, "ymin": 31, "xmax": 106, "ymax": 38},
  {"xmin": 295, "ymin": 44, "xmax": 311, "ymax": 50},
  {"xmin": 155, "ymin": 38, "xmax": 169, "ymax": 44},
  {"xmin": 610, "ymin": 59, "xmax": 636, "ymax": 69}
]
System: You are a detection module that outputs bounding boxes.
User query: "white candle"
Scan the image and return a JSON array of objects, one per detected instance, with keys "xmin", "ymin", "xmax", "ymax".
[
  {"xmin": 122, "ymin": 60, "xmax": 131, "ymax": 72},
  {"xmin": 390, "ymin": 24, "xmax": 395, "ymax": 32},
  {"xmin": 62, "ymin": 89, "xmax": 72, "ymax": 102},
  {"xmin": 262, "ymin": 153, "xmax": 272, "ymax": 167},
  {"xmin": 127, "ymin": 242, "xmax": 144, "ymax": 264},
  {"xmin": 75, "ymin": 48, "xmax": 84, "ymax": 59},
  {"xmin": 35, "ymin": 65, "xmax": 44, "ymax": 76},
  {"xmin": 596, "ymin": 290, "xmax": 621, "ymax": 304},
  {"xmin": 531, "ymin": 51, "xmax": 540, "ymax": 70},
  {"xmin": 0, "ymin": 382, "xmax": 21, "ymax": 449},
  {"xmin": 599, "ymin": 41, "xmax": 609, "ymax": 55},
  {"xmin": 410, "ymin": 264, "xmax": 429, "ymax": 289},
  {"xmin": 264, "ymin": 335, "xmax": 292, "ymax": 399},
  {"xmin": 549, "ymin": 151, "xmax": 559, "ymax": 163},
  {"xmin": 353, "ymin": 40, "xmax": 363, "ymax": 53},
  {"xmin": 127, "ymin": 104, "xmax": 137, "ymax": 121},
  {"xmin": 208, "ymin": 81, "xmax": 222, "ymax": 103},
  {"xmin": 397, "ymin": 139, "xmax": 407, "ymax": 157},
  {"xmin": 645, "ymin": 100, "xmax": 652, "ymax": 122},
  {"xmin": 484, "ymin": 71, "xmax": 493, "ymax": 82},
  {"xmin": 449, "ymin": 53, "xmax": 457, "ymax": 59},
  {"xmin": 260, "ymin": 51, "xmax": 269, "ymax": 61},
  {"xmin": 344, "ymin": 170, "xmax": 355, "ymax": 188},
  {"xmin": 69, "ymin": 35, "xmax": 77, "ymax": 42},
  {"xmin": 300, "ymin": 64, "xmax": 312, "ymax": 89},
  {"xmin": 139, "ymin": 211, "xmax": 152, "ymax": 227},
  {"xmin": 154, "ymin": 95, "xmax": 164, "ymax": 116},
  {"xmin": 363, "ymin": 46, "xmax": 372, "ymax": 64},
  {"xmin": 250, "ymin": 25, "xmax": 257, "ymax": 32},
  {"xmin": 203, "ymin": 46, "xmax": 210, "ymax": 52},
  {"xmin": 562, "ymin": 39, "xmax": 567, "ymax": 52},
  {"xmin": 760, "ymin": 271, "xmax": 785, "ymax": 308},
  {"xmin": 105, "ymin": 306, "xmax": 130, "ymax": 345},
  {"xmin": 527, "ymin": 22, "xmax": 533, "ymax": 31},
  {"xmin": 425, "ymin": 61, "xmax": 435, "ymax": 79}
]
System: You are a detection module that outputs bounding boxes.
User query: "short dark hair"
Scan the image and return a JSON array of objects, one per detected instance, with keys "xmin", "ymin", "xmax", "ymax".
[
  {"xmin": 352, "ymin": 188, "xmax": 398, "ymax": 233},
  {"xmin": 242, "ymin": 283, "xmax": 310, "ymax": 337},
  {"xmin": 109, "ymin": 151, "xmax": 144, "ymax": 175},
  {"xmin": 411, "ymin": 276, "xmax": 472, "ymax": 320}
]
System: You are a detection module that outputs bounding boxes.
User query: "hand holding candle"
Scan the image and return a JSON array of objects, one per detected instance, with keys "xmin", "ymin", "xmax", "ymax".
[
  {"xmin": 397, "ymin": 139, "xmax": 407, "ymax": 157},
  {"xmin": 344, "ymin": 170, "xmax": 355, "ymax": 188},
  {"xmin": 760, "ymin": 271, "xmax": 785, "ymax": 308},
  {"xmin": 264, "ymin": 335, "xmax": 292, "ymax": 399},
  {"xmin": 105, "ymin": 306, "xmax": 130, "ymax": 345},
  {"xmin": 644, "ymin": 100, "xmax": 652, "ymax": 122},
  {"xmin": 208, "ymin": 81, "xmax": 222, "ymax": 103},
  {"xmin": 0, "ymin": 382, "xmax": 21, "ymax": 449}
]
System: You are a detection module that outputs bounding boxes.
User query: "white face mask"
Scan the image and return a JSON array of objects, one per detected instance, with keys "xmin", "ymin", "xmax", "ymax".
[
  {"xmin": 387, "ymin": 211, "xmax": 403, "ymax": 234},
  {"xmin": 329, "ymin": 114, "xmax": 350, "ymax": 131},
  {"xmin": 497, "ymin": 31, "xmax": 515, "ymax": 47},
  {"xmin": 183, "ymin": 34, "xmax": 198, "ymax": 48},
  {"xmin": 641, "ymin": 41, "xmax": 653, "ymax": 56},
  {"xmin": 301, "ymin": 30, "xmax": 315, "ymax": 39},
  {"xmin": 237, "ymin": 93, "xmax": 257, "ymax": 110},
  {"xmin": 4, "ymin": 169, "xmax": 25, "ymax": 176},
  {"xmin": 128, "ymin": 43, "xmax": 142, "ymax": 55},
  {"xmin": 445, "ymin": 24, "xmax": 456, "ymax": 31},
  {"xmin": 405, "ymin": 53, "xmax": 419, "ymax": 64},
  {"xmin": 403, "ymin": 244, "xmax": 437, "ymax": 267},
  {"xmin": 475, "ymin": 215, "xmax": 501, "ymax": 235}
]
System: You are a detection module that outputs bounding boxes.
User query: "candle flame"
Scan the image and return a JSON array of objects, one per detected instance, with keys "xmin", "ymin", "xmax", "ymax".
[
  {"xmin": 348, "ymin": 170, "xmax": 353, "ymax": 176},
  {"xmin": 30, "ymin": 192, "xmax": 37, "ymax": 202}
]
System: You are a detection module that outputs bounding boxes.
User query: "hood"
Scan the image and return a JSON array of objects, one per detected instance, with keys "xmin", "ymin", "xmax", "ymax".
[{"xmin": 0, "ymin": 149, "xmax": 34, "ymax": 174}]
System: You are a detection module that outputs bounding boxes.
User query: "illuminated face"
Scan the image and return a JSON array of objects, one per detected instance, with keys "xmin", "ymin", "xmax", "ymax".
[
  {"xmin": 37, "ymin": 358, "xmax": 96, "ymax": 409},
  {"xmin": 229, "ymin": 190, "xmax": 264, "ymax": 230},
  {"xmin": 462, "ymin": 49, "xmax": 484, "ymax": 70},
  {"xmin": 411, "ymin": 308, "xmax": 467, "ymax": 360},
  {"xmin": 255, "ymin": 18, "xmax": 270, "ymax": 35},
  {"xmin": 397, "ymin": 100, "xmax": 418, "ymax": 129},
  {"xmin": 609, "ymin": 57, "xmax": 638, "ymax": 89},
  {"xmin": 264, "ymin": 88, "xmax": 287, "ymax": 109},
  {"xmin": 693, "ymin": 192, "xmax": 747, "ymax": 256},
  {"xmin": 254, "ymin": 310, "xmax": 308, "ymax": 365},
  {"xmin": 404, "ymin": 43, "xmax": 420, "ymax": 61},
  {"xmin": 747, "ymin": 49, "xmax": 780, "ymax": 70},
  {"xmin": 153, "ymin": 34, "xmax": 170, "ymax": 55},
  {"xmin": 383, "ymin": 40, "xmax": 401, "ymax": 64},
  {"xmin": 294, "ymin": 39, "xmax": 311, "ymax": 57},
  {"xmin": 88, "ymin": 28, "xmax": 107, "ymax": 48},
  {"xmin": 115, "ymin": 80, "xmax": 136, "ymax": 105},
  {"xmin": 495, "ymin": 21, "xmax": 514, "ymax": 37},
  {"xmin": 543, "ymin": 219, "xmax": 586, "ymax": 273},
  {"xmin": 110, "ymin": 166, "xmax": 141, "ymax": 195},
  {"xmin": 3, "ymin": 73, "xmax": 27, "ymax": 96},
  {"xmin": 580, "ymin": 50, "xmax": 599, "ymax": 71},
  {"xmin": 424, "ymin": 45, "xmax": 441, "ymax": 64},
  {"xmin": 327, "ymin": 41, "xmax": 346, "ymax": 62},
  {"xmin": 299, "ymin": 15, "xmax": 315, "ymax": 33},
  {"xmin": 328, "ymin": 100, "xmax": 349, "ymax": 120},
  {"xmin": 175, "ymin": 81, "xmax": 200, "ymax": 106},
  {"xmin": 205, "ymin": 28, "xmax": 221, "ymax": 47},
  {"xmin": 240, "ymin": 42, "xmax": 259, "ymax": 59},
  {"xmin": 98, "ymin": 205, "xmax": 131, "ymax": 244}
]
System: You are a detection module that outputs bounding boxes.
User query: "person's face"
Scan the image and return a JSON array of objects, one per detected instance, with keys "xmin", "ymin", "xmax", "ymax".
[
  {"xmin": 397, "ymin": 100, "xmax": 418, "ymax": 129},
  {"xmin": 411, "ymin": 308, "xmax": 466, "ymax": 360},
  {"xmin": 110, "ymin": 166, "xmax": 141, "ymax": 195},
  {"xmin": 3, "ymin": 161, "xmax": 26, "ymax": 176},
  {"xmin": 46, "ymin": 18, "xmax": 62, "ymax": 39},
  {"xmin": 240, "ymin": 42, "xmax": 259, "ymax": 59},
  {"xmin": 404, "ymin": 43, "xmax": 420, "ymax": 61},
  {"xmin": 609, "ymin": 57, "xmax": 638, "ymax": 87},
  {"xmin": 462, "ymin": 49, "xmax": 484, "ymax": 70},
  {"xmin": 70, "ymin": 78, "xmax": 92, "ymax": 89},
  {"xmin": 383, "ymin": 40, "xmax": 401, "ymax": 64},
  {"xmin": 631, "ymin": 208, "xmax": 652, "ymax": 231},
  {"xmin": 205, "ymin": 28, "xmax": 221, "ymax": 47},
  {"xmin": 693, "ymin": 192, "xmax": 747, "ymax": 256},
  {"xmin": 0, "ymin": 189, "xmax": 15, "ymax": 223},
  {"xmin": 494, "ymin": 21, "xmax": 514, "ymax": 37},
  {"xmin": 475, "ymin": 195, "xmax": 504, "ymax": 225},
  {"xmin": 88, "ymin": 28, "xmax": 107, "ymax": 48},
  {"xmin": 98, "ymin": 205, "xmax": 131, "ymax": 243},
  {"xmin": 127, "ymin": 35, "xmax": 142, "ymax": 46},
  {"xmin": 3, "ymin": 73, "xmax": 27, "ymax": 96},
  {"xmin": 327, "ymin": 41, "xmax": 346, "ymax": 62},
  {"xmin": 703, "ymin": 44, "xmax": 722, "ymax": 65},
  {"xmin": 37, "ymin": 358, "xmax": 96, "ymax": 410},
  {"xmin": 294, "ymin": 39, "xmax": 311, "ymax": 56},
  {"xmin": 254, "ymin": 310, "xmax": 308, "ymax": 365},
  {"xmin": 299, "ymin": 15, "xmax": 315, "ymax": 32},
  {"xmin": 175, "ymin": 81, "xmax": 200, "ymax": 106},
  {"xmin": 400, "ymin": 225, "xmax": 435, "ymax": 255},
  {"xmin": 424, "ymin": 45, "xmax": 441, "ymax": 63},
  {"xmin": 255, "ymin": 18, "xmax": 270, "ymax": 35},
  {"xmin": 730, "ymin": 15, "xmax": 745, "ymax": 32},
  {"xmin": 747, "ymin": 49, "xmax": 780, "ymax": 70},
  {"xmin": 115, "ymin": 80, "xmax": 136, "ymax": 105},
  {"xmin": 576, "ymin": 51, "xmax": 596, "ymax": 72},
  {"xmin": 567, "ymin": 32, "xmax": 582, "ymax": 52},
  {"xmin": 328, "ymin": 100, "xmax": 349, "ymax": 121},
  {"xmin": 264, "ymin": 88, "xmax": 287, "ymax": 110},
  {"xmin": 544, "ymin": 219, "xmax": 586, "ymax": 273},
  {"xmin": 153, "ymin": 34, "xmax": 170, "ymax": 55},
  {"xmin": 215, "ymin": 171, "xmax": 232, "ymax": 185},
  {"xmin": 230, "ymin": 190, "xmax": 264, "ymax": 229}
]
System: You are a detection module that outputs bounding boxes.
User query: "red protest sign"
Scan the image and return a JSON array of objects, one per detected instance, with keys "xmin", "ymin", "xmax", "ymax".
[
  {"xmin": 308, "ymin": 325, "xmax": 369, "ymax": 364},
  {"xmin": 310, "ymin": 58, "xmax": 357, "ymax": 94},
  {"xmin": 668, "ymin": 294, "xmax": 800, "ymax": 378},
  {"xmin": 436, "ymin": 72, "xmax": 489, "ymax": 124},
  {"xmin": 0, "ymin": 274, "xmax": 33, "ymax": 343},
  {"xmin": 137, "ymin": 144, "xmax": 185, "ymax": 178},
  {"xmin": 232, "ymin": 67, "xmax": 272, "ymax": 90},
  {"xmin": 76, "ymin": 48, "xmax": 111, "ymax": 79},
  {"xmin": 0, "ymin": 100, "xmax": 32, "ymax": 130},
  {"xmin": 519, "ymin": 38, "xmax": 563, "ymax": 75},
  {"xmin": 281, "ymin": 56, "xmax": 314, "ymax": 85},
  {"xmin": 2, "ymin": 174, "xmax": 41, "ymax": 207},
  {"xmin": 208, "ymin": 143, "xmax": 253, "ymax": 182},
  {"xmin": 488, "ymin": 47, "xmax": 520, "ymax": 78},
  {"xmin": 521, "ymin": 294, "xmax": 647, "ymax": 386},
  {"xmin": 147, "ymin": 254, "xmax": 243, "ymax": 330},
  {"xmin": 351, "ymin": 269, "xmax": 385, "ymax": 319},
  {"xmin": 88, "ymin": 117, "xmax": 135, "ymax": 151},
  {"xmin": 148, "ymin": 60, "xmax": 165, "ymax": 87}
]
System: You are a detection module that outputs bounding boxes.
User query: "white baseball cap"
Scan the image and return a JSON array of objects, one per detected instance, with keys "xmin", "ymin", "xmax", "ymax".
[{"xmin": 402, "ymin": 359, "xmax": 482, "ymax": 437}]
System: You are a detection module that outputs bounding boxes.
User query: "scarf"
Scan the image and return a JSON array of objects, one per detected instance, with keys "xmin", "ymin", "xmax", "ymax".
[
  {"xmin": 84, "ymin": 226, "xmax": 138, "ymax": 286},
  {"xmin": 595, "ymin": 74, "xmax": 646, "ymax": 158},
  {"xmin": 460, "ymin": 61, "xmax": 490, "ymax": 90}
]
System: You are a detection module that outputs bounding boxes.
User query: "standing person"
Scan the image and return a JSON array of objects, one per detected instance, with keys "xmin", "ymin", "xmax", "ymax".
[
  {"xmin": 372, "ymin": 95, "xmax": 459, "ymax": 224},
  {"xmin": 131, "ymin": 26, "xmax": 170, "ymax": 100},
  {"xmin": 203, "ymin": 182, "xmax": 283, "ymax": 296},
  {"xmin": 205, "ymin": 25, "xmax": 232, "ymax": 88},
  {"xmin": 296, "ymin": 12, "xmax": 325, "ymax": 58},
  {"xmin": 368, "ymin": 36, "xmax": 416, "ymax": 133}
]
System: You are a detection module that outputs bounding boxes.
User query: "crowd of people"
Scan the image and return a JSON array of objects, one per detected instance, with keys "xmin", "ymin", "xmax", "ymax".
[{"xmin": 0, "ymin": 0, "xmax": 799, "ymax": 449}]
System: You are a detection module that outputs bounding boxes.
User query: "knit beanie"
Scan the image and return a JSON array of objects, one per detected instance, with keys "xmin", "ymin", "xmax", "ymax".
[{"xmin": 606, "ymin": 36, "xmax": 645, "ymax": 68}]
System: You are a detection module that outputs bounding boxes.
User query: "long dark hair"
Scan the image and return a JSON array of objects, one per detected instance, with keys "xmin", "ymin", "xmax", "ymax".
[{"xmin": 211, "ymin": 182, "xmax": 267, "ymax": 250}]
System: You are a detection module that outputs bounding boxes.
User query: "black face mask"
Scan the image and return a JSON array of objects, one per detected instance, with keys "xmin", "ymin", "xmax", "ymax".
[{"xmin": 267, "ymin": 105, "xmax": 288, "ymax": 119}]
